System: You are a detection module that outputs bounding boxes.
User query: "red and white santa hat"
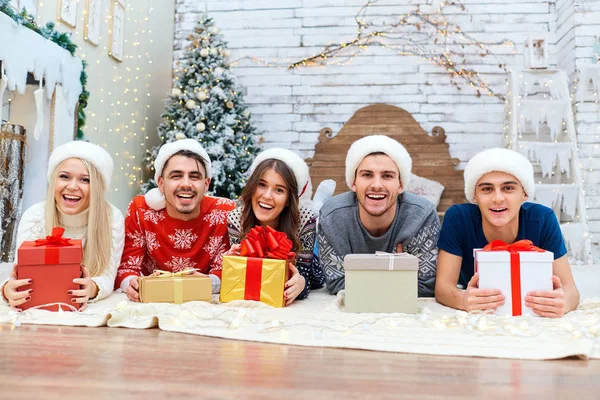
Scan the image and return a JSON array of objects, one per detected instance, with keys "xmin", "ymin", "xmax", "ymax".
[
  {"xmin": 463, "ymin": 147, "xmax": 535, "ymax": 203},
  {"xmin": 47, "ymin": 140, "xmax": 113, "ymax": 192},
  {"xmin": 249, "ymin": 148, "xmax": 312, "ymax": 201},
  {"xmin": 345, "ymin": 134, "xmax": 412, "ymax": 190},
  {"xmin": 145, "ymin": 139, "xmax": 212, "ymax": 210}
]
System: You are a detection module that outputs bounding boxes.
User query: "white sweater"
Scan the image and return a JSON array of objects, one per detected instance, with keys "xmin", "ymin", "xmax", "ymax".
[{"xmin": 6, "ymin": 201, "xmax": 125, "ymax": 302}]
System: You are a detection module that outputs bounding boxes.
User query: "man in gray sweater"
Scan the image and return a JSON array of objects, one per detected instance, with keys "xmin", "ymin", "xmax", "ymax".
[{"xmin": 318, "ymin": 135, "xmax": 440, "ymax": 297}]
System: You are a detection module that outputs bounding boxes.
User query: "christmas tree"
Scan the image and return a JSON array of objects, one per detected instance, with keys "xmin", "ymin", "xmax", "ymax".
[{"xmin": 142, "ymin": 14, "xmax": 261, "ymax": 198}]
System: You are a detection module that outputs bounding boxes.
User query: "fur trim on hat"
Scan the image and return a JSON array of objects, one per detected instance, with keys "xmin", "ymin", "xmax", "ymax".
[
  {"xmin": 463, "ymin": 147, "xmax": 535, "ymax": 203},
  {"xmin": 145, "ymin": 138, "xmax": 212, "ymax": 210},
  {"xmin": 47, "ymin": 141, "xmax": 113, "ymax": 191},
  {"xmin": 345, "ymin": 135, "xmax": 412, "ymax": 190},
  {"xmin": 249, "ymin": 148, "xmax": 312, "ymax": 201},
  {"xmin": 153, "ymin": 138, "xmax": 211, "ymax": 182}
]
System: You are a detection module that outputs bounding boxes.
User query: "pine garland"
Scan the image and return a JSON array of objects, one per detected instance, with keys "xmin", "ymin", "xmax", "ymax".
[{"xmin": 0, "ymin": 0, "xmax": 88, "ymax": 139}]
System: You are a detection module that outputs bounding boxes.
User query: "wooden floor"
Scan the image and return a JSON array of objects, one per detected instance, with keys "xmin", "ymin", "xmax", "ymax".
[{"xmin": 0, "ymin": 325, "xmax": 598, "ymax": 399}]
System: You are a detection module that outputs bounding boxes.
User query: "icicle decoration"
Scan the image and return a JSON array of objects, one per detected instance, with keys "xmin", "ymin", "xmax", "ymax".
[
  {"xmin": 518, "ymin": 143, "xmax": 573, "ymax": 177},
  {"xmin": 0, "ymin": 12, "xmax": 83, "ymax": 114},
  {"xmin": 560, "ymin": 223, "xmax": 586, "ymax": 261},
  {"xmin": 578, "ymin": 66, "xmax": 600, "ymax": 100},
  {"xmin": 521, "ymin": 72, "xmax": 567, "ymax": 99},
  {"xmin": 533, "ymin": 184, "xmax": 578, "ymax": 219},
  {"xmin": 560, "ymin": 185, "xmax": 579, "ymax": 219},
  {"xmin": 519, "ymin": 100, "xmax": 569, "ymax": 140}
]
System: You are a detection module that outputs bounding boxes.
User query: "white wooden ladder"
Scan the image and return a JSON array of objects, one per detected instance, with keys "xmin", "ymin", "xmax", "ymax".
[{"xmin": 506, "ymin": 68, "xmax": 592, "ymax": 264}]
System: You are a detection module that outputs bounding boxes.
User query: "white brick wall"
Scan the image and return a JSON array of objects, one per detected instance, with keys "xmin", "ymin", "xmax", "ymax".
[{"xmin": 175, "ymin": 0, "xmax": 600, "ymax": 261}]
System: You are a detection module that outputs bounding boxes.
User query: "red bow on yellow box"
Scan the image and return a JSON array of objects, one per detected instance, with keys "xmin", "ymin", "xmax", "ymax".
[
  {"xmin": 240, "ymin": 225, "xmax": 296, "ymax": 260},
  {"xmin": 220, "ymin": 226, "xmax": 295, "ymax": 308}
]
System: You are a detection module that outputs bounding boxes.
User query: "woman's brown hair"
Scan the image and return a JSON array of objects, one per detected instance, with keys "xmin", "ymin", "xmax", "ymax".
[{"xmin": 240, "ymin": 159, "xmax": 301, "ymax": 252}]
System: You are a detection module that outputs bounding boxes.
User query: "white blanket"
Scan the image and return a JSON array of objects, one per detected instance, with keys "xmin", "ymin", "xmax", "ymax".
[{"xmin": 1, "ymin": 288, "xmax": 599, "ymax": 360}]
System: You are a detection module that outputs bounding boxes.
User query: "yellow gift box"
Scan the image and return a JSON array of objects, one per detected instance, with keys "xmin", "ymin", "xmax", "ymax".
[
  {"xmin": 220, "ymin": 255, "xmax": 289, "ymax": 308},
  {"xmin": 139, "ymin": 270, "xmax": 212, "ymax": 304}
]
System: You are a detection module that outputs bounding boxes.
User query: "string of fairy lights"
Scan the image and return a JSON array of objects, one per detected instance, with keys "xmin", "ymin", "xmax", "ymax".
[
  {"xmin": 230, "ymin": 0, "xmax": 515, "ymax": 99},
  {"xmin": 32, "ymin": 1, "xmax": 156, "ymax": 194}
]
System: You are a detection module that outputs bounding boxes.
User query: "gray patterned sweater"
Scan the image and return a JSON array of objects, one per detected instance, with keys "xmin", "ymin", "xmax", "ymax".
[{"xmin": 318, "ymin": 192, "xmax": 440, "ymax": 297}]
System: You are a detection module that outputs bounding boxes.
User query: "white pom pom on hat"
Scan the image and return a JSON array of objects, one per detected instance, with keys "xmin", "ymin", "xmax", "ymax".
[
  {"xmin": 345, "ymin": 134, "xmax": 412, "ymax": 189},
  {"xmin": 463, "ymin": 147, "xmax": 535, "ymax": 203}
]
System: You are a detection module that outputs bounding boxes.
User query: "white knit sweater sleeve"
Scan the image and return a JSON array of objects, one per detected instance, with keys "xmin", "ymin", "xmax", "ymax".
[
  {"xmin": 15, "ymin": 202, "xmax": 47, "ymax": 254},
  {"xmin": 89, "ymin": 204, "xmax": 125, "ymax": 302}
]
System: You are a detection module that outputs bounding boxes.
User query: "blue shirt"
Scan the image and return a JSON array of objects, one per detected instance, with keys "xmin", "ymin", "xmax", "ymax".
[{"xmin": 437, "ymin": 202, "xmax": 567, "ymax": 287}]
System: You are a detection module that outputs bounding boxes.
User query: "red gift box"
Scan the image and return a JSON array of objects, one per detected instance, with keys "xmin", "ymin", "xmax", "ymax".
[{"xmin": 16, "ymin": 227, "xmax": 83, "ymax": 311}]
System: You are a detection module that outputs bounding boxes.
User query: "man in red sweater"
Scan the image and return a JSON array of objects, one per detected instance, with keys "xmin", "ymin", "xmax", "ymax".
[{"xmin": 115, "ymin": 139, "xmax": 235, "ymax": 301}]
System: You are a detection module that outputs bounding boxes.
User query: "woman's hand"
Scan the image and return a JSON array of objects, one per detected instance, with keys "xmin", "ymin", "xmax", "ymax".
[
  {"xmin": 223, "ymin": 244, "xmax": 241, "ymax": 257},
  {"xmin": 70, "ymin": 265, "xmax": 98, "ymax": 311},
  {"xmin": 284, "ymin": 262, "xmax": 306, "ymax": 306},
  {"xmin": 2, "ymin": 264, "xmax": 33, "ymax": 309}
]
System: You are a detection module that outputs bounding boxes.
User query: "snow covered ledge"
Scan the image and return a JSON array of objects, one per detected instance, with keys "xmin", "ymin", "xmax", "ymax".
[{"xmin": 0, "ymin": 12, "xmax": 82, "ymax": 113}]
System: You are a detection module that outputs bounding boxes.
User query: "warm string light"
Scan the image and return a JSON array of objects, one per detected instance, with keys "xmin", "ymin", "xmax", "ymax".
[
  {"xmin": 4, "ymin": 298, "xmax": 599, "ymax": 344},
  {"xmin": 284, "ymin": 0, "xmax": 515, "ymax": 98},
  {"xmin": 80, "ymin": 4, "xmax": 154, "ymax": 192}
]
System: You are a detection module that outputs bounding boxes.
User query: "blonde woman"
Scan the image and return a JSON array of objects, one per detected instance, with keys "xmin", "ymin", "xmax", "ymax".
[{"xmin": 1, "ymin": 141, "xmax": 125, "ymax": 310}]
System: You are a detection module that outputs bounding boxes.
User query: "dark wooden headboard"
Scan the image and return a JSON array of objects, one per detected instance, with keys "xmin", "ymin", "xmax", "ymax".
[{"xmin": 305, "ymin": 103, "xmax": 467, "ymax": 212}]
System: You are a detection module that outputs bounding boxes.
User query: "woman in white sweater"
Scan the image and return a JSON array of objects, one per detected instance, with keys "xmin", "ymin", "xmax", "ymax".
[{"xmin": 1, "ymin": 141, "xmax": 124, "ymax": 310}]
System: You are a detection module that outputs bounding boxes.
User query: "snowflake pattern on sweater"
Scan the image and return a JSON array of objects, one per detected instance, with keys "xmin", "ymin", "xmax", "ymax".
[
  {"xmin": 226, "ymin": 206, "xmax": 325, "ymax": 300},
  {"xmin": 115, "ymin": 195, "xmax": 234, "ymax": 289}
]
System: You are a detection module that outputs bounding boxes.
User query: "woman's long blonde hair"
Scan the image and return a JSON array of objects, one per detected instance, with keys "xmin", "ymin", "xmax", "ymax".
[{"xmin": 45, "ymin": 159, "xmax": 112, "ymax": 277}]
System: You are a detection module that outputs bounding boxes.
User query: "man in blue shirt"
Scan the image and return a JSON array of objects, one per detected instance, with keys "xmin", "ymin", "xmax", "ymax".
[{"xmin": 435, "ymin": 148, "xmax": 579, "ymax": 318}]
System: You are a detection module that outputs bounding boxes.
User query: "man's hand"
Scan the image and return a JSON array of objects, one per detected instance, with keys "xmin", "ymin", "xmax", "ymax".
[
  {"xmin": 463, "ymin": 273, "xmax": 506, "ymax": 312},
  {"xmin": 126, "ymin": 277, "xmax": 140, "ymax": 302},
  {"xmin": 524, "ymin": 275, "xmax": 566, "ymax": 318}
]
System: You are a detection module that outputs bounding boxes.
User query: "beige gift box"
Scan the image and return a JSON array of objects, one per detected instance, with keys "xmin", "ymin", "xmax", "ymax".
[{"xmin": 344, "ymin": 252, "xmax": 419, "ymax": 314}]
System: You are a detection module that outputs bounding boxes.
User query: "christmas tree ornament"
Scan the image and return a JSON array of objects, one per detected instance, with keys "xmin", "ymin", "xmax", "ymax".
[
  {"xmin": 242, "ymin": 110, "xmax": 250, "ymax": 118},
  {"xmin": 185, "ymin": 99, "xmax": 196, "ymax": 109},
  {"xmin": 200, "ymin": 48, "xmax": 209, "ymax": 57},
  {"xmin": 175, "ymin": 131, "xmax": 186, "ymax": 140},
  {"xmin": 196, "ymin": 122, "xmax": 206, "ymax": 132},
  {"xmin": 226, "ymin": 101, "xmax": 234, "ymax": 109},
  {"xmin": 209, "ymin": 27, "xmax": 220, "ymax": 35},
  {"xmin": 171, "ymin": 87, "xmax": 182, "ymax": 97},
  {"xmin": 210, "ymin": 48, "xmax": 218, "ymax": 56},
  {"xmin": 196, "ymin": 91, "xmax": 208, "ymax": 101},
  {"xmin": 214, "ymin": 67, "xmax": 224, "ymax": 76}
]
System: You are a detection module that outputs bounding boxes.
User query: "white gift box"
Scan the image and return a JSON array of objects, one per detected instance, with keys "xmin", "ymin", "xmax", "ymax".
[{"xmin": 474, "ymin": 248, "xmax": 553, "ymax": 316}]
